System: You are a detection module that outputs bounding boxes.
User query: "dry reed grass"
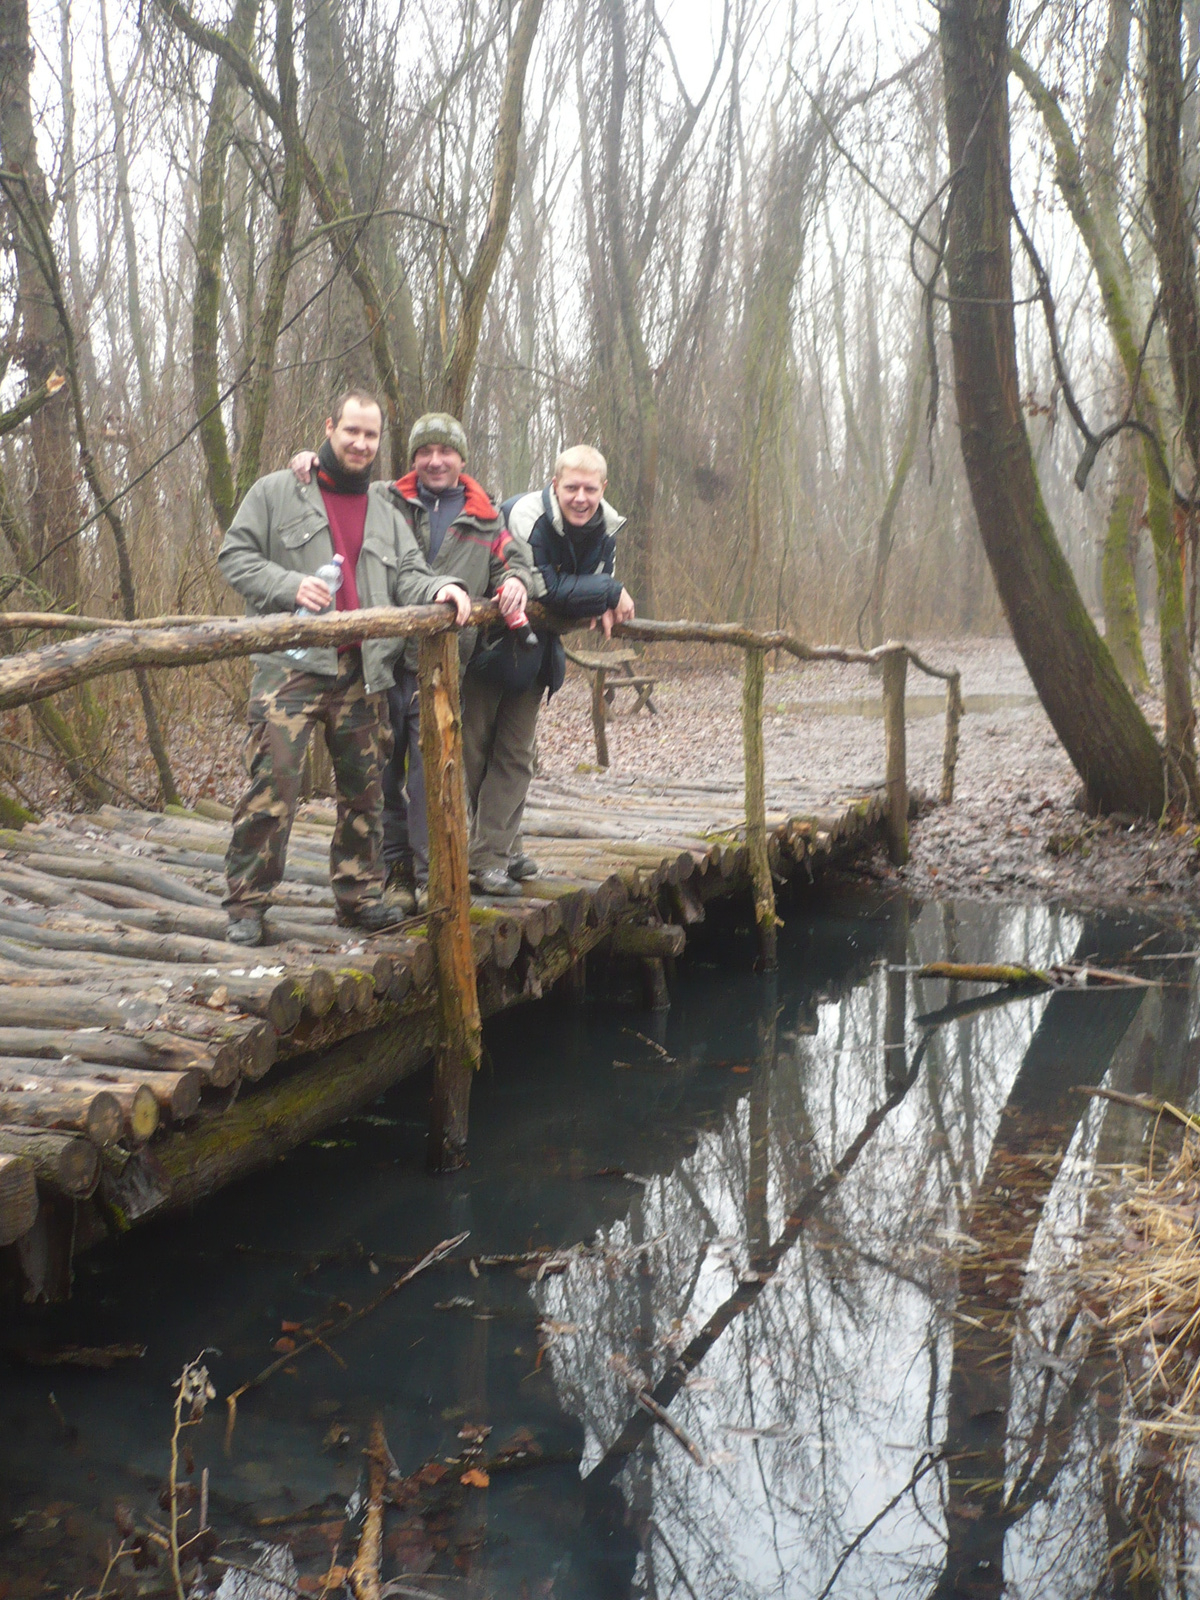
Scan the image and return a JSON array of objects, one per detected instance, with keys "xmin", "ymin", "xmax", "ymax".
[{"xmin": 1083, "ymin": 1119, "xmax": 1200, "ymax": 1450}]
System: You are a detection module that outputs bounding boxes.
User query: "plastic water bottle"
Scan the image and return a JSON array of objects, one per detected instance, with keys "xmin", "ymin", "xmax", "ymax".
[
  {"xmin": 505, "ymin": 604, "xmax": 539, "ymax": 650},
  {"xmin": 286, "ymin": 555, "xmax": 343, "ymax": 659}
]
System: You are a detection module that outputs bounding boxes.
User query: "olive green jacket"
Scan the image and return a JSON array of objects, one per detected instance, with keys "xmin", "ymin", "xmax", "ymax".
[
  {"xmin": 387, "ymin": 470, "xmax": 540, "ymax": 670},
  {"xmin": 217, "ymin": 472, "xmax": 451, "ymax": 694}
]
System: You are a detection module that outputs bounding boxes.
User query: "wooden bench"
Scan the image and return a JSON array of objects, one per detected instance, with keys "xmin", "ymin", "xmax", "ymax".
[{"xmin": 564, "ymin": 646, "xmax": 658, "ymax": 767}]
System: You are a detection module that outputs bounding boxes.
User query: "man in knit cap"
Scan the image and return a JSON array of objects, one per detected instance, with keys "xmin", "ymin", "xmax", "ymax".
[{"xmin": 290, "ymin": 411, "xmax": 534, "ymax": 905}]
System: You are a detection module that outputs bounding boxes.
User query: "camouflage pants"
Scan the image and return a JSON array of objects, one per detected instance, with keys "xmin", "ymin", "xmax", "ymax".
[{"xmin": 224, "ymin": 650, "xmax": 387, "ymax": 915}]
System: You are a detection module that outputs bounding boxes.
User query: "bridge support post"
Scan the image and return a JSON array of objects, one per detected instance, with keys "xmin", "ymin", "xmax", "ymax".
[
  {"xmin": 941, "ymin": 669, "xmax": 963, "ymax": 804},
  {"xmin": 590, "ymin": 668, "xmax": 610, "ymax": 767},
  {"xmin": 418, "ymin": 630, "xmax": 482, "ymax": 1172},
  {"xmin": 741, "ymin": 647, "xmax": 778, "ymax": 971},
  {"xmin": 881, "ymin": 646, "xmax": 909, "ymax": 865}
]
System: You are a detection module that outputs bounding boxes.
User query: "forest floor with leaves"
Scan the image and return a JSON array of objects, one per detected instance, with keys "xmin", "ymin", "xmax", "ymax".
[
  {"xmin": 6, "ymin": 634, "xmax": 1199, "ymax": 915},
  {"xmin": 534, "ymin": 633, "xmax": 1200, "ymax": 915}
]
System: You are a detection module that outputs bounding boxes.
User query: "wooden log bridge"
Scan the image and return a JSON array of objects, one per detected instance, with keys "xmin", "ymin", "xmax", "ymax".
[{"xmin": 0, "ymin": 601, "xmax": 961, "ymax": 1299}]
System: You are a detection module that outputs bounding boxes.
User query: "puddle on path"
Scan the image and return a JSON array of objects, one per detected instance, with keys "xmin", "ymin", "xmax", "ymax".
[
  {"xmin": 2, "ymin": 895, "xmax": 1198, "ymax": 1598},
  {"xmin": 771, "ymin": 692, "xmax": 1039, "ymax": 719}
]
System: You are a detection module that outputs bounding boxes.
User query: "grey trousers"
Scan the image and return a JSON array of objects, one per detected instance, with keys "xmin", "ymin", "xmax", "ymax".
[
  {"xmin": 381, "ymin": 668, "xmax": 428, "ymax": 884},
  {"xmin": 461, "ymin": 678, "xmax": 542, "ymax": 874}
]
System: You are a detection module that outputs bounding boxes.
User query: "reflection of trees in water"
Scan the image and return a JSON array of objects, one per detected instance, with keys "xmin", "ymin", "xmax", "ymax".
[{"xmin": 536, "ymin": 905, "xmax": 1200, "ymax": 1598}]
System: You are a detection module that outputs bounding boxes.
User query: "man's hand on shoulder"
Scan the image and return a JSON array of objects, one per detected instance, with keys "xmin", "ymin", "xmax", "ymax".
[
  {"xmin": 289, "ymin": 450, "xmax": 319, "ymax": 483},
  {"xmin": 435, "ymin": 583, "xmax": 473, "ymax": 626}
]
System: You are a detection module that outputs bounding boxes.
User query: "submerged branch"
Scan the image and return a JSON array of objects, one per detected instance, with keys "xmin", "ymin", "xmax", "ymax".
[{"xmin": 224, "ymin": 1232, "xmax": 467, "ymax": 1449}]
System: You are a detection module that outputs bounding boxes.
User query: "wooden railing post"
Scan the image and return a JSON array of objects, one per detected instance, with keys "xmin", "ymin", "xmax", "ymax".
[
  {"xmin": 418, "ymin": 630, "xmax": 482, "ymax": 1172},
  {"xmin": 941, "ymin": 669, "xmax": 963, "ymax": 804},
  {"xmin": 591, "ymin": 667, "xmax": 610, "ymax": 767},
  {"xmin": 741, "ymin": 647, "xmax": 778, "ymax": 970},
  {"xmin": 881, "ymin": 645, "xmax": 909, "ymax": 865}
]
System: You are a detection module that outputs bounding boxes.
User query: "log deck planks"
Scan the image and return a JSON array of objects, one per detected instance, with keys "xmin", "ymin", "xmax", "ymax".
[{"xmin": 0, "ymin": 771, "xmax": 892, "ymax": 1280}]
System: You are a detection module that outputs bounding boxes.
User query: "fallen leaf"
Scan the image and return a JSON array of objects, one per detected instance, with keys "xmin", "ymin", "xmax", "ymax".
[
  {"xmin": 281, "ymin": 1320, "xmax": 302, "ymax": 1333},
  {"xmin": 272, "ymin": 1337, "xmax": 297, "ymax": 1354},
  {"xmin": 460, "ymin": 1469, "xmax": 490, "ymax": 1489}
]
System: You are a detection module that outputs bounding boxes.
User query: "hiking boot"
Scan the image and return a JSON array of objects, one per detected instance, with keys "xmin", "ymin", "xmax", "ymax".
[
  {"xmin": 385, "ymin": 858, "xmax": 415, "ymax": 893},
  {"xmin": 337, "ymin": 900, "xmax": 405, "ymax": 934},
  {"xmin": 385, "ymin": 881, "xmax": 417, "ymax": 915},
  {"xmin": 470, "ymin": 867, "xmax": 522, "ymax": 898},
  {"xmin": 226, "ymin": 910, "xmax": 265, "ymax": 947},
  {"xmin": 383, "ymin": 860, "xmax": 417, "ymax": 914},
  {"xmin": 507, "ymin": 854, "xmax": 539, "ymax": 881},
  {"xmin": 414, "ymin": 885, "xmax": 429, "ymax": 913}
]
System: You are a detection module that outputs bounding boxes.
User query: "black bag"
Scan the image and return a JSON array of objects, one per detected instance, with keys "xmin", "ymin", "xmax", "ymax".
[{"xmin": 467, "ymin": 623, "xmax": 544, "ymax": 693}]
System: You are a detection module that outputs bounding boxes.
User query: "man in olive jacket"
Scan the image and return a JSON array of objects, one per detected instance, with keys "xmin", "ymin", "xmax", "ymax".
[{"xmin": 218, "ymin": 392, "xmax": 470, "ymax": 946}]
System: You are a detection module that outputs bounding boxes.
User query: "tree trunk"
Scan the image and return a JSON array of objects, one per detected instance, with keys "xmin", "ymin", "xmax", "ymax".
[
  {"xmin": 98, "ymin": 0, "xmax": 152, "ymax": 407},
  {"xmin": 1102, "ymin": 425, "xmax": 1150, "ymax": 689},
  {"xmin": 0, "ymin": 0, "xmax": 81, "ymax": 604},
  {"xmin": 441, "ymin": 0, "xmax": 546, "ymax": 416},
  {"xmin": 868, "ymin": 325, "xmax": 926, "ymax": 646},
  {"xmin": 192, "ymin": 0, "xmax": 260, "ymax": 533},
  {"xmin": 1013, "ymin": 43, "xmax": 1191, "ymax": 787},
  {"xmin": 1144, "ymin": 0, "xmax": 1200, "ymax": 478},
  {"xmin": 302, "ymin": 0, "xmax": 372, "ymax": 392},
  {"xmin": 940, "ymin": 0, "xmax": 1165, "ymax": 815}
]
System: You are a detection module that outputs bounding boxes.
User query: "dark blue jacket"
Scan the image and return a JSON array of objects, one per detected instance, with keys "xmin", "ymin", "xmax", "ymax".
[{"xmin": 503, "ymin": 486, "xmax": 625, "ymax": 695}]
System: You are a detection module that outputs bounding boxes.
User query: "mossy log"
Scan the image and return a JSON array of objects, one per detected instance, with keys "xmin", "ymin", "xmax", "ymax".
[
  {"xmin": 470, "ymin": 907, "xmax": 522, "ymax": 969},
  {"xmin": 0, "ymin": 1127, "xmax": 98, "ymax": 1198},
  {"xmin": 611, "ymin": 922, "xmax": 687, "ymax": 958},
  {"xmin": 0, "ymin": 1152, "xmax": 38, "ymax": 1246}
]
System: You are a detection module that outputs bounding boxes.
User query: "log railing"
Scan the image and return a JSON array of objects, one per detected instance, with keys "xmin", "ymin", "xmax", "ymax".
[{"xmin": 0, "ymin": 603, "xmax": 962, "ymax": 1165}]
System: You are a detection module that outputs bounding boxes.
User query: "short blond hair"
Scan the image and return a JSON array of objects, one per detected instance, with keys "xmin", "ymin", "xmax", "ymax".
[{"xmin": 553, "ymin": 444, "xmax": 608, "ymax": 482}]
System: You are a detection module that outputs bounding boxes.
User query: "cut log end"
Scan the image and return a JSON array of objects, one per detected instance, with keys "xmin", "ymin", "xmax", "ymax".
[{"xmin": 0, "ymin": 1152, "xmax": 38, "ymax": 1246}]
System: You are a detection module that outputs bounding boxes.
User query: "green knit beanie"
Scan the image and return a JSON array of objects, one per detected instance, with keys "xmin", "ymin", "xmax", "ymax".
[{"xmin": 408, "ymin": 412, "xmax": 468, "ymax": 464}]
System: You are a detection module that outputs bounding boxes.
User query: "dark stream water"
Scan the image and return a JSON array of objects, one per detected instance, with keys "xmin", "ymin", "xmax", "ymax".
[{"xmin": 2, "ymin": 893, "xmax": 1199, "ymax": 1599}]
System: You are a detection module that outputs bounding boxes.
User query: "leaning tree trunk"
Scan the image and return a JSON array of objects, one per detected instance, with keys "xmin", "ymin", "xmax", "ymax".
[{"xmin": 939, "ymin": 0, "xmax": 1165, "ymax": 816}]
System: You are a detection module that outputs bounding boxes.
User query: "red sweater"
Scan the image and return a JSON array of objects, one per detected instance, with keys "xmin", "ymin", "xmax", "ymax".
[{"xmin": 317, "ymin": 479, "xmax": 367, "ymax": 652}]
